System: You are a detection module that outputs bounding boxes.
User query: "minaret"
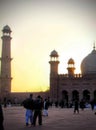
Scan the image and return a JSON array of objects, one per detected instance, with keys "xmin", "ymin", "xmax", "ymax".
[
  {"xmin": 0, "ymin": 25, "xmax": 12, "ymax": 98},
  {"xmin": 49, "ymin": 50, "xmax": 59, "ymax": 101},
  {"xmin": 67, "ymin": 58, "xmax": 75, "ymax": 77},
  {"xmin": 49, "ymin": 50, "xmax": 59, "ymax": 76}
]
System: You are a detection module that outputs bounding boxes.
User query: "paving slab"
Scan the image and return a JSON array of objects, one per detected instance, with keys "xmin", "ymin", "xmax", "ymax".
[{"xmin": 2, "ymin": 106, "xmax": 96, "ymax": 130}]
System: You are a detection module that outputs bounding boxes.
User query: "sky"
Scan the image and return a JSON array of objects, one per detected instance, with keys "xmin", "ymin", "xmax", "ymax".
[{"xmin": 0, "ymin": 0, "xmax": 96, "ymax": 92}]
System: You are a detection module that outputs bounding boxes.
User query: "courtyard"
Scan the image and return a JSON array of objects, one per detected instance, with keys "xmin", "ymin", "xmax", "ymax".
[{"xmin": 2, "ymin": 105, "xmax": 96, "ymax": 130}]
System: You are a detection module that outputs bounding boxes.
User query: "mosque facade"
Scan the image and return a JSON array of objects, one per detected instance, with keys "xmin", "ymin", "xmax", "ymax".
[
  {"xmin": 0, "ymin": 25, "xmax": 96, "ymax": 105},
  {"xmin": 49, "ymin": 47, "xmax": 96, "ymax": 105}
]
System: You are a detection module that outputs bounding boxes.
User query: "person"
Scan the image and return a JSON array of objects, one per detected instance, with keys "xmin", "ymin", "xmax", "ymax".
[
  {"xmin": 43, "ymin": 98, "xmax": 49, "ymax": 116},
  {"xmin": 90, "ymin": 100, "xmax": 94, "ymax": 111},
  {"xmin": 25, "ymin": 94, "xmax": 34, "ymax": 126},
  {"xmin": 33, "ymin": 95, "xmax": 43, "ymax": 126},
  {"xmin": 74, "ymin": 99, "xmax": 79, "ymax": 114},
  {"xmin": 0, "ymin": 103, "xmax": 4, "ymax": 130},
  {"xmin": 80, "ymin": 99, "xmax": 85, "ymax": 110},
  {"xmin": 3, "ymin": 97, "xmax": 7, "ymax": 108}
]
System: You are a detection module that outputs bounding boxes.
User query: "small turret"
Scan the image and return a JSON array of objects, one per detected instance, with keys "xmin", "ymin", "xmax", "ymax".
[{"xmin": 67, "ymin": 58, "xmax": 75, "ymax": 77}]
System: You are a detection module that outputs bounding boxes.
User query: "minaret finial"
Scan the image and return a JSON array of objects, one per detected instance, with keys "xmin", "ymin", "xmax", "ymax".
[{"xmin": 93, "ymin": 41, "xmax": 95, "ymax": 50}]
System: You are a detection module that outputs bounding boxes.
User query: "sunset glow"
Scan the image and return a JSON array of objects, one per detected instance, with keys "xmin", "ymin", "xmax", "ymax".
[{"xmin": 0, "ymin": 0, "xmax": 96, "ymax": 92}]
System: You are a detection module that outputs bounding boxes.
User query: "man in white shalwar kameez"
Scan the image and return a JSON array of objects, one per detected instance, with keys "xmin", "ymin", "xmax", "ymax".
[
  {"xmin": 43, "ymin": 99, "xmax": 49, "ymax": 116},
  {"xmin": 25, "ymin": 94, "xmax": 33, "ymax": 126}
]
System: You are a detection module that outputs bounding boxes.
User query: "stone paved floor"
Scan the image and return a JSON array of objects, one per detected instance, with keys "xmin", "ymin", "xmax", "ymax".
[{"xmin": 2, "ymin": 106, "xmax": 96, "ymax": 130}]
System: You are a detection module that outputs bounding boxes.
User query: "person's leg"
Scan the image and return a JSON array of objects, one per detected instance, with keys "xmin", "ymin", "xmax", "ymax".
[
  {"xmin": 25, "ymin": 116, "xmax": 29, "ymax": 126},
  {"xmin": 46, "ymin": 109, "xmax": 48, "ymax": 116},
  {"xmin": 38, "ymin": 110, "xmax": 42, "ymax": 125},
  {"xmin": 33, "ymin": 111, "xmax": 38, "ymax": 126},
  {"xmin": 25, "ymin": 111, "xmax": 29, "ymax": 126},
  {"xmin": 30, "ymin": 114, "xmax": 33, "ymax": 125},
  {"xmin": 77, "ymin": 109, "xmax": 79, "ymax": 113},
  {"xmin": 0, "ymin": 123, "xmax": 4, "ymax": 130},
  {"xmin": 74, "ymin": 108, "xmax": 76, "ymax": 113}
]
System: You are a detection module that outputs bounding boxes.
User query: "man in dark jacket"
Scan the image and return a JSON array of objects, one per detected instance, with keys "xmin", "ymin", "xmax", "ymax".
[
  {"xmin": 33, "ymin": 95, "xmax": 43, "ymax": 126},
  {"xmin": 0, "ymin": 103, "xmax": 4, "ymax": 130},
  {"xmin": 74, "ymin": 99, "xmax": 79, "ymax": 114},
  {"xmin": 23, "ymin": 94, "xmax": 34, "ymax": 126}
]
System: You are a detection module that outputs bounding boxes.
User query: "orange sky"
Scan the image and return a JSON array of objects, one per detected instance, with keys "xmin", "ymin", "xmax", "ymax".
[{"xmin": 0, "ymin": 0, "xmax": 96, "ymax": 92}]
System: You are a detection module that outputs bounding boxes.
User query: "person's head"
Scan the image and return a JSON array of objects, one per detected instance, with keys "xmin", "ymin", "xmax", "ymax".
[
  {"xmin": 37, "ymin": 95, "xmax": 40, "ymax": 99},
  {"xmin": 30, "ymin": 93, "xmax": 33, "ymax": 98},
  {"xmin": 36, "ymin": 95, "xmax": 42, "ymax": 101}
]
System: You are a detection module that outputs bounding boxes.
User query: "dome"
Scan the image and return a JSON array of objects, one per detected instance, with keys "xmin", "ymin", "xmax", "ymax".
[
  {"xmin": 2, "ymin": 25, "xmax": 11, "ymax": 33},
  {"xmin": 81, "ymin": 48, "xmax": 96, "ymax": 75},
  {"xmin": 68, "ymin": 58, "xmax": 75, "ymax": 64},
  {"xmin": 50, "ymin": 50, "xmax": 58, "ymax": 57}
]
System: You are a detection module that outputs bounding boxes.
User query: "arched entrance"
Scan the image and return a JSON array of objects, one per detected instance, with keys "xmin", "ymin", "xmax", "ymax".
[
  {"xmin": 83, "ymin": 90, "xmax": 90, "ymax": 102},
  {"xmin": 72, "ymin": 90, "xmax": 79, "ymax": 101}
]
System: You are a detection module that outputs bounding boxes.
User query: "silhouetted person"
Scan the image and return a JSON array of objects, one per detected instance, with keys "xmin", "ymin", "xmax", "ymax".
[
  {"xmin": 60, "ymin": 99, "xmax": 64, "ymax": 108},
  {"xmin": 23, "ymin": 94, "xmax": 34, "ymax": 126},
  {"xmin": 80, "ymin": 99, "xmax": 85, "ymax": 110},
  {"xmin": 0, "ymin": 103, "xmax": 4, "ymax": 130},
  {"xmin": 74, "ymin": 100, "xmax": 79, "ymax": 114},
  {"xmin": 43, "ymin": 98, "xmax": 49, "ymax": 116},
  {"xmin": 55, "ymin": 101, "xmax": 59, "ymax": 107},
  {"xmin": 90, "ymin": 100, "xmax": 94, "ymax": 111},
  {"xmin": 33, "ymin": 95, "xmax": 43, "ymax": 126},
  {"xmin": 3, "ymin": 97, "xmax": 7, "ymax": 108}
]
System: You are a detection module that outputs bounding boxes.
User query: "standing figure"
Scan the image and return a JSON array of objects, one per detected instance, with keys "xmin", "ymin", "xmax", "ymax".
[
  {"xmin": 23, "ymin": 94, "xmax": 34, "ymax": 126},
  {"xmin": 80, "ymin": 99, "xmax": 85, "ymax": 110},
  {"xmin": 0, "ymin": 103, "xmax": 4, "ymax": 130},
  {"xmin": 3, "ymin": 97, "xmax": 7, "ymax": 108},
  {"xmin": 90, "ymin": 100, "xmax": 94, "ymax": 111},
  {"xmin": 43, "ymin": 98, "xmax": 49, "ymax": 116},
  {"xmin": 33, "ymin": 95, "xmax": 43, "ymax": 126},
  {"xmin": 74, "ymin": 99, "xmax": 79, "ymax": 114}
]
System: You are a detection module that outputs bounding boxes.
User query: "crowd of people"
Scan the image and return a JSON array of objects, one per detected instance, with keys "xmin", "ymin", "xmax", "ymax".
[{"xmin": 23, "ymin": 94, "xmax": 96, "ymax": 126}]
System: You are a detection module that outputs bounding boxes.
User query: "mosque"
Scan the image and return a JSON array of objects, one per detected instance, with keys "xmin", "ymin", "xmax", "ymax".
[
  {"xmin": 49, "ymin": 47, "xmax": 96, "ymax": 104},
  {"xmin": 0, "ymin": 25, "xmax": 96, "ymax": 105}
]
